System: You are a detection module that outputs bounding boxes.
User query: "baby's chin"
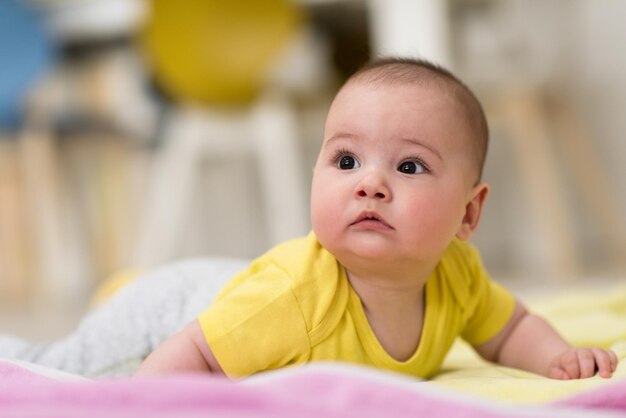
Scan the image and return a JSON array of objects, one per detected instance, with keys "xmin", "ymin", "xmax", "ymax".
[
  {"xmin": 331, "ymin": 238, "xmax": 444, "ymax": 274},
  {"xmin": 333, "ymin": 242, "xmax": 406, "ymax": 267}
]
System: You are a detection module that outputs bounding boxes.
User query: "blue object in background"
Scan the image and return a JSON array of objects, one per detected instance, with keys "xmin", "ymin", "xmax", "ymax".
[{"xmin": 0, "ymin": 0, "xmax": 53, "ymax": 131}]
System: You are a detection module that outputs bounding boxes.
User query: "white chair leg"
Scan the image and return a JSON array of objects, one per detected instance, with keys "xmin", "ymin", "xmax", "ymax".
[
  {"xmin": 18, "ymin": 126, "xmax": 89, "ymax": 306},
  {"xmin": 132, "ymin": 112, "xmax": 203, "ymax": 268},
  {"xmin": 251, "ymin": 94, "xmax": 309, "ymax": 245}
]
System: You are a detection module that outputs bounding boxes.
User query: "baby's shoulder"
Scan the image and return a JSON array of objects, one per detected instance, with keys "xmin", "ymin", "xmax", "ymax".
[
  {"xmin": 256, "ymin": 232, "xmax": 339, "ymax": 283},
  {"xmin": 435, "ymin": 239, "xmax": 486, "ymax": 305},
  {"xmin": 237, "ymin": 233, "xmax": 347, "ymax": 340},
  {"xmin": 444, "ymin": 237, "xmax": 479, "ymax": 258},
  {"xmin": 439, "ymin": 239, "xmax": 482, "ymax": 273}
]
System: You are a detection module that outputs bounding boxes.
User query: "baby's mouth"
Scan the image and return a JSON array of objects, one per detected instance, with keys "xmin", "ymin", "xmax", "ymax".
[{"xmin": 350, "ymin": 212, "xmax": 394, "ymax": 230}]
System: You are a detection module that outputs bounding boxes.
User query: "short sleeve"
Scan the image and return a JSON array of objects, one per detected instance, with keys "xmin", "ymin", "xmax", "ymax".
[
  {"xmin": 459, "ymin": 245, "xmax": 516, "ymax": 346},
  {"xmin": 197, "ymin": 264, "xmax": 310, "ymax": 377}
]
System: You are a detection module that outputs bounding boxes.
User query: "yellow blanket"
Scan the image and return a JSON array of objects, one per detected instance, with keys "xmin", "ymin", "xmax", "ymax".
[{"xmin": 433, "ymin": 283, "xmax": 626, "ymax": 403}]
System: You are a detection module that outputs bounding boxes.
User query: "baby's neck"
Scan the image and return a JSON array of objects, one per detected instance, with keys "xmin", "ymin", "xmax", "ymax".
[
  {"xmin": 345, "ymin": 268, "xmax": 427, "ymax": 311},
  {"xmin": 340, "ymin": 256, "xmax": 437, "ymax": 320},
  {"xmin": 346, "ymin": 268, "xmax": 427, "ymax": 361},
  {"xmin": 341, "ymin": 255, "xmax": 436, "ymax": 291}
]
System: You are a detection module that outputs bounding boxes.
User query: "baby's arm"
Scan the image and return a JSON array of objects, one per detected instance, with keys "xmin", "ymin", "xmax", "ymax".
[
  {"xmin": 474, "ymin": 301, "xmax": 618, "ymax": 379},
  {"xmin": 136, "ymin": 320, "xmax": 224, "ymax": 376}
]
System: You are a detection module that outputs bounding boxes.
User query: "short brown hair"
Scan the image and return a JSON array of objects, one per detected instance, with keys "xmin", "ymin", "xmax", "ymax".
[{"xmin": 345, "ymin": 57, "xmax": 488, "ymax": 182}]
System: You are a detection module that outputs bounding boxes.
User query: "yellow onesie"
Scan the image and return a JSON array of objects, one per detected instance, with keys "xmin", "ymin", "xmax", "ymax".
[{"xmin": 198, "ymin": 232, "xmax": 515, "ymax": 378}]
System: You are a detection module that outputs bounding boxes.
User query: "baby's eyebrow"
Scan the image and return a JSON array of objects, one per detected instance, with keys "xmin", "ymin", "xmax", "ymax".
[
  {"xmin": 400, "ymin": 137, "xmax": 443, "ymax": 161},
  {"xmin": 324, "ymin": 132, "xmax": 358, "ymax": 144}
]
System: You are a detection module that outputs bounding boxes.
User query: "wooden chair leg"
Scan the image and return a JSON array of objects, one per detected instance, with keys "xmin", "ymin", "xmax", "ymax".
[
  {"xmin": 548, "ymin": 92, "xmax": 626, "ymax": 270},
  {"xmin": 496, "ymin": 89, "xmax": 580, "ymax": 278}
]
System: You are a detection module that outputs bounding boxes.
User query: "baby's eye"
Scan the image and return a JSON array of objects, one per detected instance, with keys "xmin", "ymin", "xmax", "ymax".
[
  {"xmin": 398, "ymin": 160, "xmax": 427, "ymax": 174},
  {"xmin": 338, "ymin": 155, "xmax": 360, "ymax": 170}
]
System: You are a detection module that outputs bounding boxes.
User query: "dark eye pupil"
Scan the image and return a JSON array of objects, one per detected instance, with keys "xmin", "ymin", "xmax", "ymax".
[
  {"xmin": 399, "ymin": 162, "xmax": 417, "ymax": 173},
  {"xmin": 339, "ymin": 156, "xmax": 356, "ymax": 169}
]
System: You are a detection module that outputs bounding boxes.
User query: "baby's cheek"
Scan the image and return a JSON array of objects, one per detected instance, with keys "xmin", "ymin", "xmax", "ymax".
[
  {"xmin": 310, "ymin": 197, "xmax": 333, "ymax": 237},
  {"xmin": 405, "ymin": 208, "xmax": 458, "ymax": 252},
  {"xmin": 311, "ymin": 178, "xmax": 341, "ymax": 228}
]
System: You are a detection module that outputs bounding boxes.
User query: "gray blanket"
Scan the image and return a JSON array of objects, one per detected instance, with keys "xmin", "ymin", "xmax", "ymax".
[{"xmin": 0, "ymin": 257, "xmax": 248, "ymax": 377}]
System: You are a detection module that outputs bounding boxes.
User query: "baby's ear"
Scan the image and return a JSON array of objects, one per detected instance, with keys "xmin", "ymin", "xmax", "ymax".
[{"xmin": 456, "ymin": 183, "xmax": 489, "ymax": 241}]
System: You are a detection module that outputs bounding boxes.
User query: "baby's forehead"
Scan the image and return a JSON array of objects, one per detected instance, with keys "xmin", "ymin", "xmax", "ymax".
[
  {"xmin": 332, "ymin": 79, "xmax": 468, "ymax": 130},
  {"xmin": 338, "ymin": 77, "xmax": 462, "ymax": 113},
  {"xmin": 327, "ymin": 83, "xmax": 468, "ymax": 146}
]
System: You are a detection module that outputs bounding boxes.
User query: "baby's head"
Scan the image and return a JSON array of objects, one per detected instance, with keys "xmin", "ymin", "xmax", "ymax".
[{"xmin": 310, "ymin": 57, "xmax": 491, "ymax": 272}]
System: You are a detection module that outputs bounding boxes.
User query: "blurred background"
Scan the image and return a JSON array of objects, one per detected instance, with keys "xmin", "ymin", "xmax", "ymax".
[{"xmin": 0, "ymin": 0, "xmax": 625, "ymax": 339}]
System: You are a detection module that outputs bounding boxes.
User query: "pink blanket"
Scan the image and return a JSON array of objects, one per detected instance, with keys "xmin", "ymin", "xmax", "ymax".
[{"xmin": 1, "ymin": 360, "xmax": 624, "ymax": 418}]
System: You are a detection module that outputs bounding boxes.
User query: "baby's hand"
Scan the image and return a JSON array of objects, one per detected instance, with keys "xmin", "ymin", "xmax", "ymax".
[{"xmin": 547, "ymin": 348, "xmax": 618, "ymax": 380}]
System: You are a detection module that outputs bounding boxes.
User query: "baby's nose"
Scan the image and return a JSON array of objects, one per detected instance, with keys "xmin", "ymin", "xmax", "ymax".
[
  {"xmin": 356, "ymin": 188, "xmax": 386, "ymax": 199},
  {"xmin": 354, "ymin": 173, "xmax": 391, "ymax": 200}
]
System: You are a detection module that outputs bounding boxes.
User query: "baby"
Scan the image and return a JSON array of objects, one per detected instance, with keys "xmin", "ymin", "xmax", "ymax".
[{"xmin": 137, "ymin": 57, "xmax": 618, "ymax": 380}]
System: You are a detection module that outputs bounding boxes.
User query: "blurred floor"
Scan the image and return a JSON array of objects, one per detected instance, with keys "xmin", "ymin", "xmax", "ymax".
[{"xmin": 0, "ymin": 304, "xmax": 84, "ymax": 341}]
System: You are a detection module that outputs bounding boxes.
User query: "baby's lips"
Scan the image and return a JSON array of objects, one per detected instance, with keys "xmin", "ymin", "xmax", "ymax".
[{"xmin": 352, "ymin": 211, "xmax": 393, "ymax": 229}]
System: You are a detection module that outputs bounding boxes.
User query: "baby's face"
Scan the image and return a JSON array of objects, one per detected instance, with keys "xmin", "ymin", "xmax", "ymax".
[{"xmin": 310, "ymin": 81, "xmax": 481, "ymax": 269}]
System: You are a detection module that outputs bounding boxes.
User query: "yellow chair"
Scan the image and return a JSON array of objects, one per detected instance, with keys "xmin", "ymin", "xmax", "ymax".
[{"xmin": 140, "ymin": 0, "xmax": 303, "ymax": 106}]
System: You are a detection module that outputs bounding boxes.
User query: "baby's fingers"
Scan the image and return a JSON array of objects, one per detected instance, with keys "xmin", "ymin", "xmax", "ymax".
[
  {"xmin": 570, "ymin": 349, "xmax": 596, "ymax": 379},
  {"xmin": 547, "ymin": 365, "xmax": 571, "ymax": 380},
  {"xmin": 608, "ymin": 350, "xmax": 619, "ymax": 372},
  {"xmin": 592, "ymin": 348, "xmax": 616, "ymax": 378},
  {"xmin": 559, "ymin": 350, "xmax": 582, "ymax": 379}
]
